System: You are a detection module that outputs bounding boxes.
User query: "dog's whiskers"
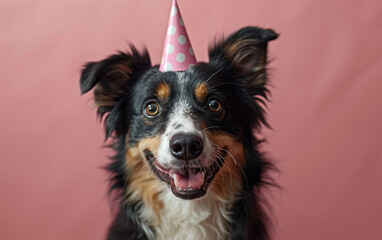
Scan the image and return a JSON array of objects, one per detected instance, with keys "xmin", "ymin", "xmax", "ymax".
[
  {"xmin": 212, "ymin": 154, "xmax": 225, "ymax": 183},
  {"xmin": 201, "ymin": 125, "xmax": 221, "ymax": 132},
  {"xmin": 125, "ymin": 158, "xmax": 145, "ymax": 186},
  {"xmin": 217, "ymin": 147, "xmax": 238, "ymax": 166},
  {"xmin": 220, "ymin": 147, "xmax": 249, "ymax": 189},
  {"xmin": 146, "ymin": 154, "xmax": 158, "ymax": 177},
  {"xmin": 213, "ymin": 143, "xmax": 242, "ymax": 187},
  {"xmin": 205, "ymin": 65, "xmax": 225, "ymax": 84},
  {"xmin": 124, "ymin": 150, "xmax": 158, "ymax": 185}
]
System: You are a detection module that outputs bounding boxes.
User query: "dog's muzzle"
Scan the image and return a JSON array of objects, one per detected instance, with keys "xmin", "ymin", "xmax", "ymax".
[{"xmin": 146, "ymin": 131, "xmax": 226, "ymax": 200}]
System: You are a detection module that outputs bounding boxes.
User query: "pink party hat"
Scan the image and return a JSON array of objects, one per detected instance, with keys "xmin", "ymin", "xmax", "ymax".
[{"xmin": 159, "ymin": 0, "xmax": 197, "ymax": 72}]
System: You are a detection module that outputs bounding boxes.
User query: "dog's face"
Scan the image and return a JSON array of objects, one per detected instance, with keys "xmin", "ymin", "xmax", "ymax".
[
  {"xmin": 126, "ymin": 66, "xmax": 248, "ymax": 199},
  {"xmin": 80, "ymin": 27, "xmax": 278, "ymax": 200}
]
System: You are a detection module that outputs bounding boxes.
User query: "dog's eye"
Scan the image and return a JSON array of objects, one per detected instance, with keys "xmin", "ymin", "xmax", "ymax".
[
  {"xmin": 208, "ymin": 99, "xmax": 222, "ymax": 113},
  {"xmin": 145, "ymin": 102, "xmax": 160, "ymax": 116}
]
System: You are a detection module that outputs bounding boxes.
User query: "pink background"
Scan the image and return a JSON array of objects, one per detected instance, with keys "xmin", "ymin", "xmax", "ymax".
[{"xmin": 0, "ymin": 0, "xmax": 381, "ymax": 239}]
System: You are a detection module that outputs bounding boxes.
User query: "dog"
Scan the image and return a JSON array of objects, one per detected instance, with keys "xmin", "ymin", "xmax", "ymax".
[{"xmin": 80, "ymin": 26, "xmax": 278, "ymax": 240}]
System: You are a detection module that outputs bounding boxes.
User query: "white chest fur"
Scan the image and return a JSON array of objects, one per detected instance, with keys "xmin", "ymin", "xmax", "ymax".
[{"xmin": 139, "ymin": 185, "xmax": 233, "ymax": 240}]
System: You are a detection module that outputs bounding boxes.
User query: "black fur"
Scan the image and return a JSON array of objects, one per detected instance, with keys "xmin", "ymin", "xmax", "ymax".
[
  {"xmin": 80, "ymin": 26, "xmax": 278, "ymax": 240},
  {"xmin": 107, "ymin": 204, "xmax": 149, "ymax": 240}
]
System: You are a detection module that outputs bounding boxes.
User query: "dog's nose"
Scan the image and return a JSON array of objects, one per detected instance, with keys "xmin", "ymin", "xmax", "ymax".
[{"xmin": 169, "ymin": 134, "xmax": 203, "ymax": 160}]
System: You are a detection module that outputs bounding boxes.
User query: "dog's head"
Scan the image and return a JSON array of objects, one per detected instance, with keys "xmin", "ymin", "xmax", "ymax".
[{"xmin": 80, "ymin": 27, "xmax": 278, "ymax": 200}]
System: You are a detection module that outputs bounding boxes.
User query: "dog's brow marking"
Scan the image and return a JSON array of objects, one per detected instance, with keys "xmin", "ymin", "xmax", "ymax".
[
  {"xmin": 195, "ymin": 82, "xmax": 208, "ymax": 102},
  {"xmin": 156, "ymin": 82, "xmax": 171, "ymax": 101}
]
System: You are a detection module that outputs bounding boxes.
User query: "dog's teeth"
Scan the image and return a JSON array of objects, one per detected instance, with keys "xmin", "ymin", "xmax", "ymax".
[{"xmin": 174, "ymin": 179, "xmax": 179, "ymax": 189}]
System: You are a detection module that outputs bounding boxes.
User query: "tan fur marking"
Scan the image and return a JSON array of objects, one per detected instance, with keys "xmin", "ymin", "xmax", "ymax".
[
  {"xmin": 156, "ymin": 83, "xmax": 171, "ymax": 101},
  {"xmin": 224, "ymin": 39, "xmax": 266, "ymax": 71},
  {"xmin": 207, "ymin": 133, "xmax": 246, "ymax": 200},
  {"xmin": 224, "ymin": 39, "xmax": 257, "ymax": 60},
  {"xmin": 93, "ymin": 63, "xmax": 132, "ymax": 108},
  {"xmin": 195, "ymin": 82, "xmax": 209, "ymax": 102},
  {"xmin": 124, "ymin": 136, "xmax": 164, "ymax": 225},
  {"xmin": 94, "ymin": 85, "xmax": 116, "ymax": 108},
  {"xmin": 112, "ymin": 63, "xmax": 133, "ymax": 75}
]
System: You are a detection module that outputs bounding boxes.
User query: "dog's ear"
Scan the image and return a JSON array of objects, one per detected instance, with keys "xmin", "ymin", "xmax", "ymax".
[
  {"xmin": 209, "ymin": 27, "xmax": 278, "ymax": 91},
  {"xmin": 80, "ymin": 46, "xmax": 151, "ymax": 119}
]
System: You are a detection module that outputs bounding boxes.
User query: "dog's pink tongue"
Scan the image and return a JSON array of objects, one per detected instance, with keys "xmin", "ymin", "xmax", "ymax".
[{"xmin": 171, "ymin": 168, "xmax": 204, "ymax": 190}]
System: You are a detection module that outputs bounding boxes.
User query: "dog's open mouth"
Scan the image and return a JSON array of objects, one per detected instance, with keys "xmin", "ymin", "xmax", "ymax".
[{"xmin": 144, "ymin": 149, "xmax": 226, "ymax": 200}]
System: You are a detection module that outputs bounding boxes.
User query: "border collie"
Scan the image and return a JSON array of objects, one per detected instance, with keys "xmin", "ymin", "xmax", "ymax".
[{"xmin": 80, "ymin": 26, "xmax": 278, "ymax": 240}]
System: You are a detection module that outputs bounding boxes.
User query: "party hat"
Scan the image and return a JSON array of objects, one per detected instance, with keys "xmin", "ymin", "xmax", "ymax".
[{"xmin": 159, "ymin": 0, "xmax": 197, "ymax": 72}]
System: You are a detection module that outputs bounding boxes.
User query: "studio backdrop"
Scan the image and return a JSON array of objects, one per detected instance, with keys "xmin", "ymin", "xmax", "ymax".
[{"xmin": 0, "ymin": 0, "xmax": 381, "ymax": 239}]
